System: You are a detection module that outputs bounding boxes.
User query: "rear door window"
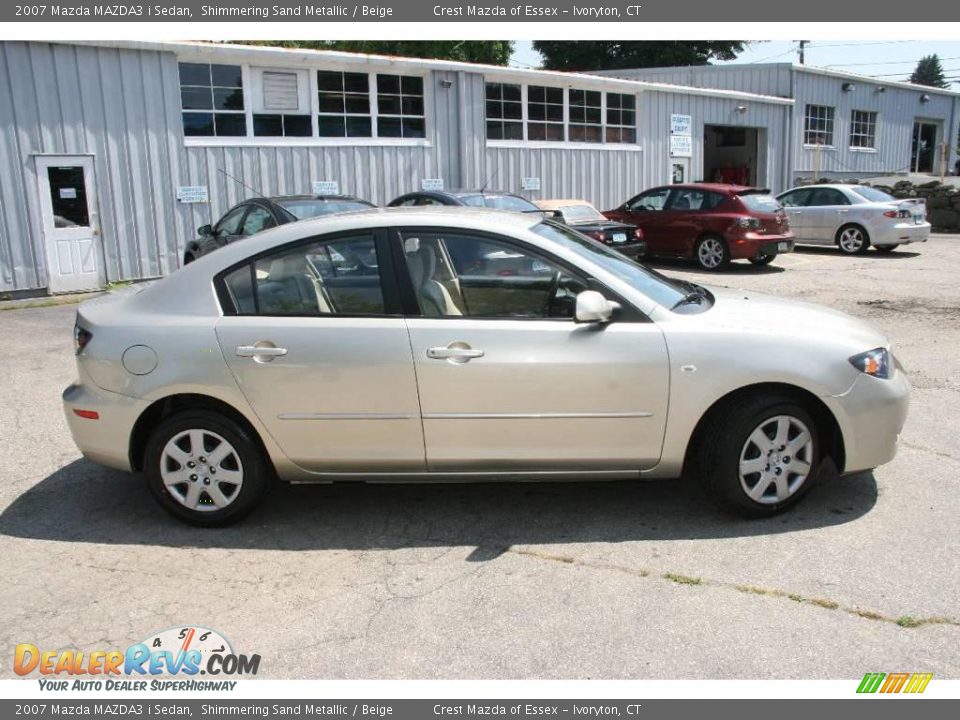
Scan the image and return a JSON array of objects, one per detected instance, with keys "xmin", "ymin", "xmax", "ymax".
[{"xmin": 738, "ymin": 194, "xmax": 783, "ymax": 213}]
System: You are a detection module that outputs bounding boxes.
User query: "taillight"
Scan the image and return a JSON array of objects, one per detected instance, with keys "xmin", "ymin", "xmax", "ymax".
[
  {"xmin": 883, "ymin": 209, "xmax": 910, "ymax": 219},
  {"xmin": 74, "ymin": 324, "xmax": 92, "ymax": 354},
  {"xmin": 736, "ymin": 217, "xmax": 761, "ymax": 229},
  {"xmin": 634, "ymin": 228, "xmax": 644, "ymax": 240},
  {"xmin": 588, "ymin": 231, "xmax": 607, "ymax": 243}
]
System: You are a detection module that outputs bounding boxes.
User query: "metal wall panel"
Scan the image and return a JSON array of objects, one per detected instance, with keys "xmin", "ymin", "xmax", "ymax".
[{"xmin": 600, "ymin": 64, "xmax": 794, "ymax": 98}]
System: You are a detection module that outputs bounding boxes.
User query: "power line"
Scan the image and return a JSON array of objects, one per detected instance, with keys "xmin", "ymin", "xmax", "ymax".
[
  {"xmin": 747, "ymin": 43, "xmax": 800, "ymax": 64},
  {"xmin": 825, "ymin": 55, "xmax": 960, "ymax": 68}
]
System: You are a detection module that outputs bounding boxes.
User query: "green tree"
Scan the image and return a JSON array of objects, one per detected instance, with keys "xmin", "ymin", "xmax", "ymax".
[
  {"xmin": 229, "ymin": 40, "xmax": 513, "ymax": 66},
  {"xmin": 532, "ymin": 41, "xmax": 748, "ymax": 72},
  {"xmin": 909, "ymin": 54, "xmax": 949, "ymax": 89}
]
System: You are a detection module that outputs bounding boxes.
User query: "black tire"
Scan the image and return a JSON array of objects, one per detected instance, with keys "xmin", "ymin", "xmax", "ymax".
[
  {"xmin": 693, "ymin": 235, "xmax": 730, "ymax": 271},
  {"xmin": 694, "ymin": 394, "xmax": 821, "ymax": 518},
  {"xmin": 144, "ymin": 409, "xmax": 270, "ymax": 526},
  {"xmin": 874, "ymin": 244, "xmax": 899, "ymax": 254},
  {"xmin": 749, "ymin": 252, "xmax": 777, "ymax": 266},
  {"xmin": 836, "ymin": 224, "xmax": 870, "ymax": 255}
]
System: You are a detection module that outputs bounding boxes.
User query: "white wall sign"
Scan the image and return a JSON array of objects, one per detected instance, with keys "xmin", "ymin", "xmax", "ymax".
[
  {"xmin": 521, "ymin": 177, "xmax": 541, "ymax": 191},
  {"xmin": 176, "ymin": 186, "xmax": 209, "ymax": 204},
  {"xmin": 671, "ymin": 114, "xmax": 692, "ymax": 135},
  {"xmin": 421, "ymin": 178, "xmax": 444, "ymax": 191},
  {"xmin": 312, "ymin": 180, "xmax": 340, "ymax": 195},
  {"xmin": 670, "ymin": 135, "xmax": 693, "ymax": 158},
  {"xmin": 59, "ymin": 188, "xmax": 78, "ymax": 199}
]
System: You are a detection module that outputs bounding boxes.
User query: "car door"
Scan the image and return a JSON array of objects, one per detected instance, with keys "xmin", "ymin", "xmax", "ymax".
[
  {"xmin": 208, "ymin": 204, "xmax": 250, "ymax": 253},
  {"xmin": 807, "ymin": 188, "xmax": 852, "ymax": 243},
  {"xmin": 397, "ymin": 228, "xmax": 670, "ymax": 473},
  {"xmin": 611, "ymin": 187, "xmax": 675, "ymax": 256},
  {"xmin": 214, "ymin": 229, "xmax": 425, "ymax": 474},
  {"xmin": 777, "ymin": 188, "xmax": 815, "ymax": 243}
]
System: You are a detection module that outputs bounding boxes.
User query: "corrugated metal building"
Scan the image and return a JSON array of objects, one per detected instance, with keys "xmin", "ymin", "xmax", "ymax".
[
  {"xmin": 600, "ymin": 63, "xmax": 960, "ymax": 185},
  {"xmin": 0, "ymin": 40, "xmax": 794, "ymax": 295}
]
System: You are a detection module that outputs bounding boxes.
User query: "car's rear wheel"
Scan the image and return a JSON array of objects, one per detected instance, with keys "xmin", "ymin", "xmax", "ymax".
[
  {"xmin": 144, "ymin": 409, "xmax": 269, "ymax": 526},
  {"xmin": 875, "ymin": 244, "xmax": 899, "ymax": 253},
  {"xmin": 695, "ymin": 395, "xmax": 821, "ymax": 517},
  {"xmin": 749, "ymin": 252, "xmax": 777, "ymax": 266},
  {"xmin": 836, "ymin": 225, "xmax": 870, "ymax": 255},
  {"xmin": 694, "ymin": 235, "xmax": 730, "ymax": 271}
]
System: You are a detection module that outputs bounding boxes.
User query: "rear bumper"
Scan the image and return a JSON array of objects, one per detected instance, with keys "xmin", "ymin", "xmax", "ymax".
[
  {"xmin": 610, "ymin": 241, "xmax": 646, "ymax": 258},
  {"xmin": 872, "ymin": 221, "xmax": 931, "ymax": 246},
  {"xmin": 728, "ymin": 232, "xmax": 795, "ymax": 260},
  {"xmin": 63, "ymin": 381, "xmax": 147, "ymax": 472}
]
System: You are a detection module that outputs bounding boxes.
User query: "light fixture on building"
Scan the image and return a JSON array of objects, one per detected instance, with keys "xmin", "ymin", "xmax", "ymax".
[
  {"xmin": 439, "ymin": 79, "xmax": 454, "ymax": 89},
  {"xmin": 920, "ymin": 94, "xmax": 931, "ymax": 103},
  {"xmin": 875, "ymin": 86, "xmax": 886, "ymax": 93},
  {"xmin": 842, "ymin": 82, "xmax": 855, "ymax": 92},
  {"xmin": 736, "ymin": 105, "xmax": 747, "ymax": 114}
]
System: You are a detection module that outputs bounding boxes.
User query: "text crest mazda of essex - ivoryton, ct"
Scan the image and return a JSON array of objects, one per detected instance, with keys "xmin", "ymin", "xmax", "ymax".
[{"xmin": 62, "ymin": 207, "xmax": 909, "ymax": 526}]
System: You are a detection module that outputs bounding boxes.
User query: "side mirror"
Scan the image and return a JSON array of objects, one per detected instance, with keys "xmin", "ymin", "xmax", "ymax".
[
  {"xmin": 575, "ymin": 290, "xmax": 621, "ymax": 324},
  {"xmin": 198, "ymin": 224, "xmax": 214, "ymax": 237}
]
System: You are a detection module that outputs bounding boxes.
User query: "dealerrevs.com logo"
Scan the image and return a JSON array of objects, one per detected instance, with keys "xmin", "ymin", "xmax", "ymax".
[
  {"xmin": 14, "ymin": 626, "xmax": 260, "ymax": 691},
  {"xmin": 857, "ymin": 672, "xmax": 933, "ymax": 694}
]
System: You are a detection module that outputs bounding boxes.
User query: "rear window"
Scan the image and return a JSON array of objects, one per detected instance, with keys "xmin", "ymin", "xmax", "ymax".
[
  {"xmin": 277, "ymin": 199, "xmax": 373, "ymax": 219},
  {"xmin": 850, "ymin": 186, "xmax": 895, "ymax": 203},
  {"xmin": 738, "ymin": 194, "xmax": 782, "ymax": 213},
  {"xmin": 458, "ymin": 194, "xmax": 540, "ymax": 212}
]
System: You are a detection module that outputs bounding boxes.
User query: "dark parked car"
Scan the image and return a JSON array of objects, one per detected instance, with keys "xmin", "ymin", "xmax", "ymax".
[
  {"xmin": 535, "ymin": 199, "xmax": 646, "ymax": 259},
  {"xmin": 183, "ymin": 195, "xmax": 375, "ymax": 265},
  {"xmin": 387, "ymin": 189, "xmax": 542, "ymax": 213},
  {"xmin": 604, "ymin": 184, "xmax": 795, "ymax": 270}
]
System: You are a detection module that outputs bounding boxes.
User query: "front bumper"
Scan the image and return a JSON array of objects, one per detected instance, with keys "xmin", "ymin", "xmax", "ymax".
[
  {"xmin": 63, "ymin": 381, "xmax": 149, "ymax": 472},
  {"xmin": 728, "ymin": 232, "xmax": 795, "ymax": 260},
  {"xmin": 823, "ymin": 368, "xmax": 911, "ymax": 474}
]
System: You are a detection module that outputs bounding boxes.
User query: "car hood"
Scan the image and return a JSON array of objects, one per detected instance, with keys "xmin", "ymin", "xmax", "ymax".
[{"xmin": 697, "ymin": 285, "xmax": 889, "ymax": 351}]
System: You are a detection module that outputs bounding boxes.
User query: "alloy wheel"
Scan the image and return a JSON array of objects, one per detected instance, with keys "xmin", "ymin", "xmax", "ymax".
[
  {"xmin": 160, "ymin": 429, "xmax": 244, "ymax": 512},
  {"xmin": 838, "ymin": 227, "xmax": 866, "ymax": 253},
  {"xmin": 738, "ymin": 415, "xmax": 814, "ymax": 505},
  {"xmin": 697, "ymin": 238, "xmax": 726, "ymax": 269}
]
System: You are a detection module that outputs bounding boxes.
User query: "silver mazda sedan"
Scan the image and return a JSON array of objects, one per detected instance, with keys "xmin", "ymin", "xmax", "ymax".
[{"xmin": 63, "ymin": 208, "xmax": 909, "ymax": 525}]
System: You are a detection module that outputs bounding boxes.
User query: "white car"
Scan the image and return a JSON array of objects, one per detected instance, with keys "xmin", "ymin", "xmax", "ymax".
[{"xmin": 776, "ymin": 184, "xmax": 930, "ymax": 254}]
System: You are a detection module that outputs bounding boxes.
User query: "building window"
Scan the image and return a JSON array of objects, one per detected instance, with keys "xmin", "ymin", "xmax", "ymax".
[
  {"xmin": 317, "ymin": 71, "xmax": 373, "ymax": 138},
  {"xmin": 605, "ymin": 92, "xmax": 636, "ymax": 144},
  {"xmin": 376, "ymin": 74, "xmax": 425, "ymax": 138},
  {"xmin": 179, "ymin": 62, "xmax": 246, "ymax": 137},
  {"xmin": 253, "ymin": 69, "xmax": 311, "ymax": 137},
  {"xmin": 804, "ymin": 104, "xmax": 835, "ymax": 146},
  {"xmin": 850, "ymin": 110, "xmax": 877, "ymax": 149},
  {"xmin": 485, "ymin": 82, "xmax": 523, "ymax": 140},
  {"xmin": 568, "ymin": 89, "xmax": 602, "ymax": 142},
  {"xmin": 527, "ymin": 85, "xmax": 565, "ymax": 141}
]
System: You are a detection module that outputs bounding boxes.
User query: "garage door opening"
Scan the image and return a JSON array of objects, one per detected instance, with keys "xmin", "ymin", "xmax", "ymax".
[{"xmin": 704, "ymin": 125, "xmax": 764, "ymax": 188}]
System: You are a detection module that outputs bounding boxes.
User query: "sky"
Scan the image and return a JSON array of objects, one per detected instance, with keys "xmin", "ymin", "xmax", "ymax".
[{"xmin": 509, "ymin": 40, "xmax": 960, "ymax": 87}]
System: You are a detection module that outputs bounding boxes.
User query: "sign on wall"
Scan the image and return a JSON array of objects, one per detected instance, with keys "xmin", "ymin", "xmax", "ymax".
[
  {"xmin": 670, "ymin": 114, "xmax": 692, "ymax": 136},
  {"xmin": 312, "ymin": 180, "xmax": 340, "ymax": 195},
  {"xmin": 176, "ymin": 186, "xmax": 209, "ymax": 204},
  {"xmin": 670, "ymin": 135, "xmax": 693, "ymax": 158},
  {"xmin": 421, "ymin": 178, "xmax": 444, "ymax": 191},
  {"xmin": 521, "ymin": 177, "xmax": 541, "ymax": 191}
]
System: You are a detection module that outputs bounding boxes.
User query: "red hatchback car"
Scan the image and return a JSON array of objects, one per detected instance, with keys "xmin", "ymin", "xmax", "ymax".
[{"xmin": 604, "ymin": 183, "xmax": 795, "ymax": 270}]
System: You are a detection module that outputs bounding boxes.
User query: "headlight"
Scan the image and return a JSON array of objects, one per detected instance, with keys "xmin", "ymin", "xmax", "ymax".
[{"xmin": 849, "ymin": 347, "xmax": 892, "ymax": 379}]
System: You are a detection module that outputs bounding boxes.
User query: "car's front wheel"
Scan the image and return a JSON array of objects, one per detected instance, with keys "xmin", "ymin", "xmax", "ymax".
[
  {"xmin": 694, "ymin": 235, "xmax": 730, "ymax": 271},
  {"xmin": 695, "ymin": 395, "xmax": 821, "ymax": 517},
  {"xmin": 836, "ymin": 225, "xmax": 870, "ymax": 255},
  {"xmin": 144, "ymin": 410, "xmax": 269, "ymax": 526}
]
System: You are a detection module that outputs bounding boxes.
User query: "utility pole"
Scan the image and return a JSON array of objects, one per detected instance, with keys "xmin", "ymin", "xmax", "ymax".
[
  {"xmin": 940, "ymin": 141, "xmax": 948, "ymax": 182},
  {"xmin": 798, "ymin": 41, "xmax": 807, "ymax": 65}
]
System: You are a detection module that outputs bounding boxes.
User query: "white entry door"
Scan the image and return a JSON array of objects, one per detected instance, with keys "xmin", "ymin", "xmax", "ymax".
[{"xmin": 36, "ymin": 156, "xmax": 103, "ymax": 294}]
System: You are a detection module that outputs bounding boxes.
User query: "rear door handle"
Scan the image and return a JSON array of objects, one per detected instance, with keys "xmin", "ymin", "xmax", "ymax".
[
  {"xmin": 236, "ymin": 345, "xmax": 287, "ymax": 358},
  {"xmin": 427, "ymin": 343, "xmax": 484, "ymax": 363}
]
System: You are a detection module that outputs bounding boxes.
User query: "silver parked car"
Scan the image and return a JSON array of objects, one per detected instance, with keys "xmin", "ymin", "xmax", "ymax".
[
  {"xmin": 63, "ymin": 208, "xmax": 909, "ymax": 525},
  {"xmin": 776, "ymin": 184, "xmax": 930, "ymax": 254}
]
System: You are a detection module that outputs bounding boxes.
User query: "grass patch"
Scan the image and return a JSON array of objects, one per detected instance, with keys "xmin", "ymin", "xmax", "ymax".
[
  {"xmin": 853, "ymin": 609, "xmax": 885, "ymax": 621},
  {"xmin": 897, "ymin": 616, "xmax": 922, "ymax": 628},
  {"xmin": 808, "ymin": 598, "xmax": 840, "ymax": 610},
  {"xmin": 787, "ymin": 594, "xmax": 804, "ymax": 603},
  {"xmin": 663, "ymin": 572, "xmax": 702, "ymax": 586}
]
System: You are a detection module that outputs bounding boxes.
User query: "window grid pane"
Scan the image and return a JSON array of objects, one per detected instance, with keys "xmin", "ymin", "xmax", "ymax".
[
  {"xmin": 377, "ymin": 74, "xmax": 426, "ymax": 139},
  {"xmin": 850, "ymin": 110, "xmax": 877, "ymax": 149},
  {"xmin": 605, "ymin": 92, "xmax": 636, "ymax": 145},
  {"xmin": 179, "ymin": 63, "xmax": 246, "ymax": 137},
  {"xmin": 527, "ymin": 85, "xmax": 564, "ymax": 142},
  {"xmin": 485, "ymin": 82, "xmax": 524, "ymax": 140},
  {"xmin": 318, "ymin": 71, "xmax": 372, "ymax": 138},
  {"xmin": 804, "ymin": 104, "xmax": 835, "ymax": 146}
]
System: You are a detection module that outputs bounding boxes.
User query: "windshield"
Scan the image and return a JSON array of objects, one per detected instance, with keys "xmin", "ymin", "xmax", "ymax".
[
  {"xmin": 738, "ymin": 194, "xmax": 782, "ymax": 213},
  {"xmin": 458, "ymin": 194, "xmax": 540, "ymax": 212},
  {"xmin": 559, "ymin": 205, "xmax": 607, "ymax": 224},
  {"xmin": 851, "ymin": 186, "xmax": 895, "ymax": 203},
  {"xmin": 277, "ymin": 199, "xmax": 373, "ymax": 219},
  {"xmin": 532, "ymin": 222, "xmax": 688, "ymax": 309}
]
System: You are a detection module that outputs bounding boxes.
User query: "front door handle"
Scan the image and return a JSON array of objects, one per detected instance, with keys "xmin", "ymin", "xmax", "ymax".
[
  {"xmin": 426, "ymin": 342, "xmax": 484, "ymax": 363},
  {"xmin": 236, "ymin": 344, "xmax": 288, "ymax": 360}
]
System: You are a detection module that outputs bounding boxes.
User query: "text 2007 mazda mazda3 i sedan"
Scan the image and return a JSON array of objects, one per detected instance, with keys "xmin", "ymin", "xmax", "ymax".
[{"xmin": 63, "ymin": 208, "xmax": 909, "ymax": 526}]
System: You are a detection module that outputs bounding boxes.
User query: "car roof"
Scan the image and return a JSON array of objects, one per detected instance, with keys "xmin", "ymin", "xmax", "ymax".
[
  {"xmin": 664, "ymin": 183, "xmax": 765, "ymax": 195},
  {"xmin": 535, "ymin": 199, "xmax": 594, "ymax": 210},
  {"xmin": 265, "ymin": 195, "xmax": 372, "ymax": 203}
]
